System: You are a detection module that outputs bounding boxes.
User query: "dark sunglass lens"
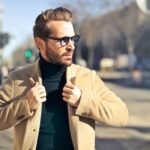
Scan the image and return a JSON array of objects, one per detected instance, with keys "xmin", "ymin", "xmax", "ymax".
[
  {"xmin": 61, "ymin": 37, "xmax": 70, "ymax": 46},
  {"xmin": 62, "ymin": 37, "xmax": 69, "ymax": 44},
  {"xmin": 60, "ymin": 35, "xmax": 80, "ymax": 46},
  {"xmin": 72, "ymin": 35, "xmax": 80, "ymax": 43},
  {"xmin": 63, "ymin": 37, "xmax": 70, "ymax": 43}
]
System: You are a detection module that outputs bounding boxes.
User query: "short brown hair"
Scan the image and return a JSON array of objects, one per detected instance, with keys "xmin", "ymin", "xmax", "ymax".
[{"xmin": 33, "ymin": 7, "xmax": 72, "ymax": 39}]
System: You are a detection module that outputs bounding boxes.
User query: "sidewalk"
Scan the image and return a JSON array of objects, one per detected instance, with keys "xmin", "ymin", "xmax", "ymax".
[{"xmin": 95, "ymin": 124, "xmax": 150, "ymax": 150}]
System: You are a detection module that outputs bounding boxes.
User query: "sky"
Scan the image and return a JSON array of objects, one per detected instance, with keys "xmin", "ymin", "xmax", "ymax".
[
  {"xmin": 1, "ymin": 0, "xmax": 135, "ymax": 59},
  {"xmin": 1, "ymin": 0, "xmax": 65, "ymax": 59}
]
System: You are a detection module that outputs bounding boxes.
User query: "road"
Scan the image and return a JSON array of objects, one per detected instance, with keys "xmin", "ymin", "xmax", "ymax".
[
  {"xmin": 95, "ymin": 82, "xmax": 150, "ymax": 150},
  {"xmin": 0, "ymin": 82, "xmax": 150, "ymax": 150}
]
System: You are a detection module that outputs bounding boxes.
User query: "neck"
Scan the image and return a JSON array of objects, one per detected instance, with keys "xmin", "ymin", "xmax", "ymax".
[{"xmin": 39, "ymin": 54, "xmax": 66, "ymax": 79}]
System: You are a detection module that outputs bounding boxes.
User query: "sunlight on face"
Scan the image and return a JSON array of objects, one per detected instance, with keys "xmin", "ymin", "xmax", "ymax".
[{"xmin": 44, "ymin": 21, "xmax": 75, "ymax": 66}]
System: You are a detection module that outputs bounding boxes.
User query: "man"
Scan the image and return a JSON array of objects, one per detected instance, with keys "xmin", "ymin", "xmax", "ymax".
[{"xmin": 0, "ymin": 7, "xmax": 128, "ymax": 150}]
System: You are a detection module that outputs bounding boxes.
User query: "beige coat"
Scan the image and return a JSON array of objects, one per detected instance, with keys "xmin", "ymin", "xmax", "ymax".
[{"xmin": 0, "ymin": 60, "xmax": 128, "ymax": 150}]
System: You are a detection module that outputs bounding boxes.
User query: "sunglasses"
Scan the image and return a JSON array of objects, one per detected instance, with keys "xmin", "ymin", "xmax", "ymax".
[{"xmin": 46, "ymin": 34, "xmax": 80, "ymax": 46}]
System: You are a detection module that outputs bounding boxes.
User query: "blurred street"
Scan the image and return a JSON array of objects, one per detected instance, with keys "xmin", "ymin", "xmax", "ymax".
[
  {"xmin": 95, "ymin": 82, "xmax": 150, "ymax": 150},
  {"xmin": 0, "ymin": 80, "xmax": 150, "ymax": 150}
]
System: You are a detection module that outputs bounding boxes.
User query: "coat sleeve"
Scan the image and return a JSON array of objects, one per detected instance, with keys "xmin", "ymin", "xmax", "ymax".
[
  {"xmin": 75, "ymin": 70, "xmax": 129, "ymax": 126},
  {"xmin": 0, "ymin": 75, "xmax": 33, "ymax": 130}
]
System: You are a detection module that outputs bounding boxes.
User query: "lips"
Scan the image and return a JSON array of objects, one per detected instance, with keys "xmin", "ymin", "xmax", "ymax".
[{"xmin": 63, "ymin": 52, "xmax": 73, "ymax": 57}]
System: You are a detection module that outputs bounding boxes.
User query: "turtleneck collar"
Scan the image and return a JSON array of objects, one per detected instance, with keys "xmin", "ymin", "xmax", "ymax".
[{"xmin": 39, "ymin": 53, "xmax": 66, "ymax": 79}]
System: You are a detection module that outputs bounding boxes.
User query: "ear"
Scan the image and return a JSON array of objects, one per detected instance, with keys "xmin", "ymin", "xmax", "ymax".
[{"xmin": 34, "ymin": 37, "xmax": 46, "ymax": 51}]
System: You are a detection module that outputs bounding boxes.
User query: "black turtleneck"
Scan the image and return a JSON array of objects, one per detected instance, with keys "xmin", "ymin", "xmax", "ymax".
[{"xmin": 36, "ymin": 55, "xmax": 74, "ymax": 150}]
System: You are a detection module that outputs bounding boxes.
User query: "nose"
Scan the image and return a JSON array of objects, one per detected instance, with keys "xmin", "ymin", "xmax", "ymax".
[{"xmin": 66, "ymin": 39, "xmax": 75, "ymax": 51}]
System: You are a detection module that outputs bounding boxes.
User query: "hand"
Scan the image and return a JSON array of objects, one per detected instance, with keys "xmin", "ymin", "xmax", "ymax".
[
  {"xmin": 26, "ymin": 82, "xmax": 46, "ymax": 112},
  {"xmin": 62, "ymin": 79, "xmax": 81, "ymax": 107}
]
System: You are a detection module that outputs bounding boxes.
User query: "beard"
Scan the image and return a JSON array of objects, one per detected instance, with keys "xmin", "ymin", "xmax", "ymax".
[{"xmin": 45, "ymin": 48, "xmax": 73, "ymax": 66}]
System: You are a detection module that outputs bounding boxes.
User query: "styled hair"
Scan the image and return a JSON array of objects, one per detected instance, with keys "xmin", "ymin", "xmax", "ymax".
[{"xmin": 33, "ymin": 7, "xmax": 72, "ymax": 39}]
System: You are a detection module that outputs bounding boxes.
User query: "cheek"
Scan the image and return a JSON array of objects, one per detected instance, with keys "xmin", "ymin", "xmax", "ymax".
[
  {"xmin": 48, "ymin": 42, "xmax": 66, "ymax": 56},
  {"xmin": 56, "ymin": 48, "xmax": 66, "ymax": 55},
  {"xmin": 49, "ymin": 48, "xmax": 63, "ymax": 57}
]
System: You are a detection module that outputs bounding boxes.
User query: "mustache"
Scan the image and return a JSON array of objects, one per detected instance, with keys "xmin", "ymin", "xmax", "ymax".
[{"xmin": 62, "ymin": 51, "xmax": 74, "ymax": 56}]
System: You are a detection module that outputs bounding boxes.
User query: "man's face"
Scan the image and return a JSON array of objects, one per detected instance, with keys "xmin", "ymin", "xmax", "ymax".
[{"xmin": 41, "ymin": 21, "xmax": 75, "ymax": 66}]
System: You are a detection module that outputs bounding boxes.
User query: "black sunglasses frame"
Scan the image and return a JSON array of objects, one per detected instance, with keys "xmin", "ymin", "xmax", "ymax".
[{"xmin": 46, "ymin": 34, "xmax": 80, "ymax": 46}]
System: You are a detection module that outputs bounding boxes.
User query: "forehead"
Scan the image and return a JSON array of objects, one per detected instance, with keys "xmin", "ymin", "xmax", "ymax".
[{"xmin": 48, "ymin": 21, "xmax": 75, "ymax": 37}]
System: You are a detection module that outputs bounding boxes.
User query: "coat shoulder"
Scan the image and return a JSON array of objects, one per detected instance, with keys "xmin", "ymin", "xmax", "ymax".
[
  {"xmin": 71, "ymin": 64, "xmax": 93, "ymax": 76},
  {"xmin": 9, "ymin": 62, "xmax": 37, "ymax": 80}
]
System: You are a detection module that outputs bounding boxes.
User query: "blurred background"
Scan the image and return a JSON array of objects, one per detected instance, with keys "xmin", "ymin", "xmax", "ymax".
[{"xmin": 0, "ymin": 0, "xmax": 150, "ymax": 150}]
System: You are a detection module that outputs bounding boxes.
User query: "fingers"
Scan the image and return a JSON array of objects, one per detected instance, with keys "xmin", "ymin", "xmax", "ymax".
[
  {"xmin": 65, "ymin": 82, "xmax": 74, "ymax": 88},
  {"xmin": 33, "ymin": 85, "xmax": 46, "ymax": 94},
  {"xmin": 26, "ymin": 82, "xmax": 47, "ymax": 112},
  {"xmin": 63, "ymin": 85, "xmax": 74, "ymax": 94},
  {"xmin": 33, "ymin": 89, "xmax": 46, "ymax": 103},
  {"xmin": 62, "ymin": 81, "xmax": 81, "ymax": 107},
  {"xmin": 62, "ymin": 91, "xmax": 72, "ymax": 99},
  {"xmin": 32, "ymin": 83, "xmax": 46, "ymax": 102},
  {"xmin": 35, "ymin": 82, "xmax": 39, "ymax": 86}
]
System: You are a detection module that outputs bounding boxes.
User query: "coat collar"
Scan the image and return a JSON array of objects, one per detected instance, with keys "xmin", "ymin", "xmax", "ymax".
[
  {"xmin": 26, "ymin": 59, "xmax": 42, "ymax": 85},
  {"xmin": 66, "ymin": 64, "xmax": 77, "ymax": 83},
  {"xmin": 26, "ymin": 59, "xmax": 78, "ymax": 85}
]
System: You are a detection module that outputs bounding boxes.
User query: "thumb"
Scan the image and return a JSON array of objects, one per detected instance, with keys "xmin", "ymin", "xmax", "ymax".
[{"xmin": 34, "ymin": 82, "xmax": 39, "ymax": 87}]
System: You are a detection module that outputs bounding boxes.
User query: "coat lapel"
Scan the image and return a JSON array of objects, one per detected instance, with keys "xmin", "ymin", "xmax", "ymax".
[
  {"xmin": 66, "ymin": 65, "xmax": 79, "ymax": 150},
  {"xmin": 66, "ymin": 65, "xmax": 95, "ymax": 150},
  {"xmin": 26, "ymin": 59, "xmax": 42, "ymax": 85},
  {"xmin": 26, "ymin": 59, "xmax": 43, "ymax": 149}
]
